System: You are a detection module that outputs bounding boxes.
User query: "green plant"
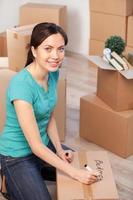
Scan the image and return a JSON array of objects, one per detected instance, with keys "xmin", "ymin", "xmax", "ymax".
[{"xmin": 105, "ymin": 35, "xmax": 126, "ymax": 55}]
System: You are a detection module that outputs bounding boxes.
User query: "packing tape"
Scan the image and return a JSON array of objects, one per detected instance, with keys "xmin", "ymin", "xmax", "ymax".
[{"xmin": 78, "ymin": 151, "xmax": 92, "ymax": 200}]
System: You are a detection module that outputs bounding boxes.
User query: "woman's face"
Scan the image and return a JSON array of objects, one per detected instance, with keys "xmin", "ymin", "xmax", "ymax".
[{"xmin": 32, "ymin": 33, "xmax": 65, "ymax": 72}]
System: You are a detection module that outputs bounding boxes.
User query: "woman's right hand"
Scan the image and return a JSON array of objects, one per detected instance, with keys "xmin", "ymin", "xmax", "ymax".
[{"xmin": 71, "ymin": 168, "xmax": 98, "ymax": 184}]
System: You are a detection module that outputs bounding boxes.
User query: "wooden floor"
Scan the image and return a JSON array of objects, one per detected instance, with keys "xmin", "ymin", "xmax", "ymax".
[{"xmin": 0, "ymin": 52, "xmax": 133, "ymax": 200}]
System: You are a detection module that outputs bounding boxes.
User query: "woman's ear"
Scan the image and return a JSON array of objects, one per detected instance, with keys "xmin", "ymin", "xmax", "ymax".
[{"xmin": 31, "ymin": 46, "xmax": 36, "ymax": 58}]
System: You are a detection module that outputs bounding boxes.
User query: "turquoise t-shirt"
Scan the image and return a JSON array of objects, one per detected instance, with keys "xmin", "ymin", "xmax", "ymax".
[{"xmin": 0, "ymin": 68, "xmax": 59, "ymax": 157}]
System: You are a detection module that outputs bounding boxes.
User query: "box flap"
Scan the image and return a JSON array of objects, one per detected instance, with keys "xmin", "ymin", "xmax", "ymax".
[
  {"xmin": 88, "ymin": 55, "xmax": 133, "ymax": 79},
  {"xmin": 88, "ymin": 55, "xmax": 115, "ymax": 70},
  {"xmin": 120, "ymin": 69, "xmax": 133, "ymax": 79}
]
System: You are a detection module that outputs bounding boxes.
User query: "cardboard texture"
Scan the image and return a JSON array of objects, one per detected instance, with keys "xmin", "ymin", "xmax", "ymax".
[
  {"xmin": 7, "ymin": 24, "xmax": 35, "ymax": 72},
  {"xmin": 19, "ymin": 3, "xmax": 67, "ymax": 32},
  {"xmin": 125, "ymin": 46, "xmax": 133, "ymax": 54},
  {"xmin": 127, "ymin": 16, "xmax": 133, "ymax": 47},
  {"xmin": 0, "ymin": 57, "xmax": 9, "ymax": 69},
  {"xmin": 89, "ymin": 39, "xmax": 105, "ymax": 56},
  {"xmin": 0, "ymin": 69, "xmax": 65, "ymax": 141},
  {"xmin": 90, "ymin": 0, "xmax": 133, "ymax": 16},
  {"xmin": 89, "ymin": 56, "xmax": 133, "ymax": 111},
  {"xmin": 80, "ymin": 94, "xmax": 133, "ymax": 158},
  {"xmin": 57, "ymin": 151, "xmax": 119, "ymax": 200},
  {"xmin": 90, "ymin": 12, "xmax": 127, "ymax": 41},
  {"xmin": 0, "ymin": 32, "xmax": 7, "ymax": 57},
  {"xmin": 0, "ymin": 69, "xmax": 16, "ymax": 132},
  {"xmin": 54, "ymin": 69, "xmax": 66, "ymax": 141}
]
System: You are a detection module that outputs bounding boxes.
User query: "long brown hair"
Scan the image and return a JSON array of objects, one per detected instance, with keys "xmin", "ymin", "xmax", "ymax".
[{"xmin": 25, "ymin": 22, "xmax": 68, "ymax": 67}]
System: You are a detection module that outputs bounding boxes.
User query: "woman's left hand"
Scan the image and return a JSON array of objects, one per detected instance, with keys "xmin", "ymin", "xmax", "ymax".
[{"xmin": 57, "ymin": 149, "xmax": 74, "ymax": 163}]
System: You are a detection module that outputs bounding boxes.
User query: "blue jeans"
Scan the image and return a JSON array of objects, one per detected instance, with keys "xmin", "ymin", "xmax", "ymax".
[{"xmin": 0, "ymin": 141, "xmax": 72, "ymax": 200}]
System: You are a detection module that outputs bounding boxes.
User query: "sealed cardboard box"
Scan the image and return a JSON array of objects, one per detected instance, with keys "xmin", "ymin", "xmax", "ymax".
[
  {"xmin": 89, "ymin": 56, "xmax": 133, "ymax": 111},
  {"xmin": 80, "ymin": 94, "xmax": 133, "ymax": 158},
  {"xmin": 90, "ymin": 0, "xmax": 133, "ymax": 16},
  {"xmin": 0, "ymin": 32, "xmax": 7, "ymax": 57},
  {"xmin": 54, "ymin": 69, "xmax": 66, "ymax": 142},
  {"xmin": 0, "ymin": 57, "xmax": 8, "ymax": 69},
  {"xmin": 127, "ymin": 16, "xmax": 133, "ymax": 47},
  {"xmin": 19, "ymin": 3, "xmax": 67, "ymax": 32},
  {"xmin": 90, "ymin": 12, "xmax": 127, "ymax": 41},
  {"xmin": 57, "ymin": 151, "xmax": 119, "ymax": 200},
  {"xmin": 89, "ymin": 39, "xmax": 105, "ymax": 56},
  {"xmin": 7, "ymin": 24, "xmax": 35, "ymax": 72}
]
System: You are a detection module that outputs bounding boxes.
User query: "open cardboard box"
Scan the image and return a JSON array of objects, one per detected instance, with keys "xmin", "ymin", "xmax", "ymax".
[
  {"xmin": 57, "ymin": 151, "xmax": 119, "ymax": 200},
  {"xmin": 88, "ymin": 56, "xmax": 133, "ymax": 111},
  {"xmin": 7, "ymin": 24, "xmax": 36, "ymax": 72}
]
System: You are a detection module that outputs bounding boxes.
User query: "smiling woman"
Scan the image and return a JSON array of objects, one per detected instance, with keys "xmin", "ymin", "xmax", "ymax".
[
  {"xmin": 30, "ymin": 33, "xmax": 65, "ymax": 74},
  {"xmin": 0, "ymin": 22, "xmax": 97, "ymax": 200}
]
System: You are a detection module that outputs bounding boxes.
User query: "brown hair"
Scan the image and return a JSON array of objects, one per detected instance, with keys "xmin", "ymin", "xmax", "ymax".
[{"xmin": 25, "ymin": 22, "xmax": 68, "ymax": 67}]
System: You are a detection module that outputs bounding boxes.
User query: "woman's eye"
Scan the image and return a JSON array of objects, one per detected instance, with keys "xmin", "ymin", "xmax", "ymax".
[
  {"xmin": 59, "ymin": 47, "xmax": 65, "ymax": 52},
  {"xmin": 45, "ymin": 47, "xmax": 52, "ymax": 52}
]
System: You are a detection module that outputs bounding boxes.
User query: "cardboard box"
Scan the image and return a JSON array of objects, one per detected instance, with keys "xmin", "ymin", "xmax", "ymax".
[
  {"xmin": 0, "ymin": 57, "xmax": 9, "ymax": 69},
  {"xmin": 90, "ymin": 0, "xmax": 133, "ymax": 16},
  {"xmin": 89, "ymin": 56, "xmax": 133, "ymax": 111},
  {"xmin": 19, "ymin": 3, "xmax": 67, "ymax": 32},
  {"xmin": 127, "ymin": 15, "xmax": 133, "ymax": 47},
  {"xmin": 0, "ymin": 68, "xmax": 66, "ymax": 141},
  {"xmin": 7, "ymin": 24, "xmax": 35, "ymax": 72},
  {"xmin": 90, "ymin": 12, "xmax": 127, "ymax": 41},
  {"xmin": 89, "ymin": 39, "xmax": 105, "ymax": 56},
  {"xmin": 57, "ymin": 151, "xmax": 119, "ymax": 200},
  {"xmin": 80, "ymin": 94, "xmax": 133, "ymax": 158},
  {"xmin": 54, "ymin": 69, "xmax": 66, "ymax": 141},
  {"xmin": 0, "ymin": 69, "xmax": 16, "ymax": 132},
  {"xmin": 0, "ymin": 32, "xmax": 7, "ymax": 57},
  {"xmin": 125, "ymin": 46, "xmax": 133, "ymax": 54}
]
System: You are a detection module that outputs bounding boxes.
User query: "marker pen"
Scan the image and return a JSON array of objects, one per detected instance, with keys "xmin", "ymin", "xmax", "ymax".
[
  {"xmin": 84, "ymin": 164, "xmax": 93, "ymax": 172},
  {"xmin": 84, "ymin": 164, "xmax": 99, "ymax": 177},
  {"xmin": 65, "ymin": 152, "xmax": 69, "ymax": 157}
]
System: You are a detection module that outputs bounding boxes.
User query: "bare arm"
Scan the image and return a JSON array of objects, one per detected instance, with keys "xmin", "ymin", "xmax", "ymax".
[
  {"xmin": 13, "ymin": 100, "xmax": 97, "ymax": 184},
  {"xmin": 47, "ymin": 112, "xmax": 73, "ymax": 162},
  {"xmin": 47, "ymin": 112, "xmax": 63, "ymax": 153}
]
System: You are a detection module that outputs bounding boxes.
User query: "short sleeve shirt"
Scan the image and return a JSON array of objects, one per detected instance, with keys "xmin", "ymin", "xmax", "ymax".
[{"xmin": 0, "ymin": 68, "xmax": 59, "ymax": 157}]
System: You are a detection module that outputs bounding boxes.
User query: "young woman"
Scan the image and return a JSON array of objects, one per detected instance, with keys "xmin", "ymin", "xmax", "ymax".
[{"xmin": 0, "ymin": 22, "xmax": 97, "ymax": 200}]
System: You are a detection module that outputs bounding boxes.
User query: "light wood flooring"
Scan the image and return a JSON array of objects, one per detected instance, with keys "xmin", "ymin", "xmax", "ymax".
[{"xmin": 0, "ymin": 52, "xmax": 133, "ymax": 200}]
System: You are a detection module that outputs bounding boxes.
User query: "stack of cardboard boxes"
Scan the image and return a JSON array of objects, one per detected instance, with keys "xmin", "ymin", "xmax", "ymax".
[
  {"xmin": 80, "ymin": 55, "xmax": 133, "ymax": 158},
  {"xmin": 89, "ymin": 0, "xmax": 133, "ymax": 56},
  {"xmin": 81, "ymin": 0, "xmax": 133, "ymax": 158},
  {"xmin": 126, "ymin": 15, "xmax": 133, "ymax": 53},
  {"xmin": 0, "ymin": 3, "xmax": 67, "ymax": 141}
]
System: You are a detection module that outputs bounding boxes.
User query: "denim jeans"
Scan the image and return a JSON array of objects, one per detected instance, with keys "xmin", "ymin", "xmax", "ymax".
[{"xmin": 0, "ymin": 141, "xmax": 72, "ymax": 200}]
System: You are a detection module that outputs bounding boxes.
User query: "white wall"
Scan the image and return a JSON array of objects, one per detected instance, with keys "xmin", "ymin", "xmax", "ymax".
[{"xmin": 0, "ymin": 0, "xmax": 89, "ymax": 56}]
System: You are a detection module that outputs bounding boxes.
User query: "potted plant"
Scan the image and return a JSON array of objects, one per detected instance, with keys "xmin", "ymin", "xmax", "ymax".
[{"xmin": 105, "ymin": 35, "xmax": 126, "ymax": 55}]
